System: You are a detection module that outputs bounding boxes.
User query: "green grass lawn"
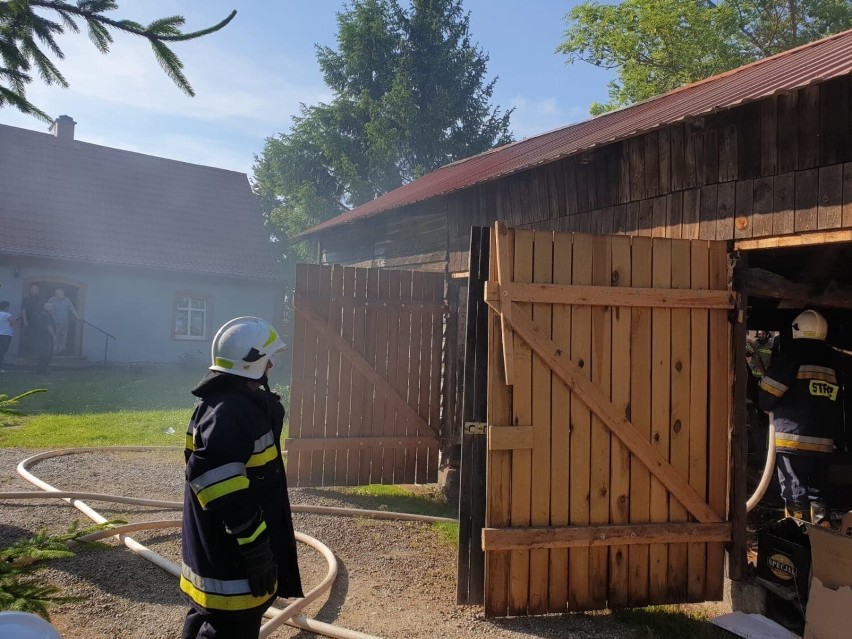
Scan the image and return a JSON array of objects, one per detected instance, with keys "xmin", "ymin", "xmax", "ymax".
[
  {"xmin": 0, "ymin": 366, "xmax": 201, "ymax": 447},
  {"xmin": 0, "ymin": 366, "xmax": 202, "ymax": 414},
  {"xmin": 0, "ymin": 367, "xmax": 294, "ymax": 447}
]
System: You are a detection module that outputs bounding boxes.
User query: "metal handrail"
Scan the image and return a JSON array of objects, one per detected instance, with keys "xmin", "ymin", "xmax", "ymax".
[
  {"xmin": 81, "ymin": 319, "xmax": 116, "ymax": 367},
  {"xmin": 81, "ymin": 319, "xmax": 116, "ymax": 340}
]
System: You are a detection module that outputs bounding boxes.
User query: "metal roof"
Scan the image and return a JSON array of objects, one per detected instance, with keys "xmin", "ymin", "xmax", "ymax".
[{"xmin": 299, "ymin": 28, "xmax": 852, "ymax": 239}]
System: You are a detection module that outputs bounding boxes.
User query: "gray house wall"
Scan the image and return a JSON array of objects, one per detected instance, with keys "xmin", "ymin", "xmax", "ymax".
[{"xmin": 0, "ymin": 257, "xmax": 280, "ymax": 364}]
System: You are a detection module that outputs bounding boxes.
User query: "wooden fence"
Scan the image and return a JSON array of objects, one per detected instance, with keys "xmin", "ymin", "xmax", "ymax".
[
  {"xmin": 286, "ymin": 264, "xmax": 443, "ymax": 487},
  {"xmin": 481, "ymin": 223, "xmax": 734, "ymax": 616}
]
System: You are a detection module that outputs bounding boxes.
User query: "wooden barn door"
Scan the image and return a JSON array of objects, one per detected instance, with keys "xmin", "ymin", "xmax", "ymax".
[
  {"xmin": 286, "ymin": 263, "xmax": 443, "ymax": 487},
  {"xmin": 481, "ymin": 223, "xmax": 734, "ymax": 616}
]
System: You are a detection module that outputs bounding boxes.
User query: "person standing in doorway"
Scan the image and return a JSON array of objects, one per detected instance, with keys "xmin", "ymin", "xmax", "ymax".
[
  {"xmin": 180, "ymin": 317, "xmax": 302, "ymax": 639},
  {"xmin": 47, "ymin": 288, "xmax": 81, "ymax": 355},
  {"xmin": 0, "ymin": 301, "xmax": 13, "ymax": 373},
  {"xmin": 20, "ymin": 284, "xmax": 43, "ymax": 357},
  {"xmin": 759, "ymin": 310, "xmax": 842, "ymax": 524},
  {"xmin": 35, "ymin": 302, "xmax": 55, "ymax": 375}
]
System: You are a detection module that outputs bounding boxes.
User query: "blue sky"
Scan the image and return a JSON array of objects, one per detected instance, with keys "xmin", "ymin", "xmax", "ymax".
[{"xmin": 0, "ymin": 0, "xmax": 615, "ymax": 178}]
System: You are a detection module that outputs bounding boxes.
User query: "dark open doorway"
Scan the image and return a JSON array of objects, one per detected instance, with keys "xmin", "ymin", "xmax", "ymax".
[{"xmin": 19, "ymin": 278, "xmax": 85, "ymax": 357}]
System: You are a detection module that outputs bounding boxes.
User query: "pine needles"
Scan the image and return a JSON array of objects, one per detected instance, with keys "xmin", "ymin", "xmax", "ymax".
[{"xmin": 0, "ymin": 521, "xmax": 119, "ymax": 618}]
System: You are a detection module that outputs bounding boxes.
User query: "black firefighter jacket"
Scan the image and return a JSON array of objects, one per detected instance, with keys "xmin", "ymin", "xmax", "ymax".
[
  {"xmin": 758, "ymin": 338, "xmax": 842, "ymax": 457},
  {"xmin": 180, "ymin": 371, "xmax": 303, "ymax": 617}
]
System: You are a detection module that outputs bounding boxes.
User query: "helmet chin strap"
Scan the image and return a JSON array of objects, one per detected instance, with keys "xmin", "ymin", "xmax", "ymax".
[{"xmin": 257, "ymin": 373, "xmax": 270, "ymax": 391}]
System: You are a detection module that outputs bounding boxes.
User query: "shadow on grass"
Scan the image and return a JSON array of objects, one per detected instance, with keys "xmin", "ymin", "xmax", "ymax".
[
  {"xmin": 612, "ymin": 606, "xmax": 732, "ymax": 638},
  {"xmin": 0, "ymin": 367, "xmax": 202, "ymax": 414}
]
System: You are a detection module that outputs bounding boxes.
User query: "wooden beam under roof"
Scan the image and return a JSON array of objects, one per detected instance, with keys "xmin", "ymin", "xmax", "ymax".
[{"xmin": 734, "ymin": 267, "xmax": 852, "ymax": 310}]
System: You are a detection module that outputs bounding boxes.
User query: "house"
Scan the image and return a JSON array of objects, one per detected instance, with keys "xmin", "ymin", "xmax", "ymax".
[
  {"xmin": 290, "ymin": 29, "xmax": 852, "ymax": 613},
  {"xmin": 0, "ymin": 116, "xmax": 283, "ymax": 366}
]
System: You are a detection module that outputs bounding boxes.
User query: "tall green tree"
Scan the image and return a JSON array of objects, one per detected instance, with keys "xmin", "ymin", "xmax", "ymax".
[
  {"xmin": 0, "ymin": 0, "xmax": 235, "ymax": 121},
  {"xmin": 253, "ymin": 0, "xmax": 513, "ymax": 253},
  {"xmin": 559, "ymin": 0, "xmax": 852, "ymax": 115}
]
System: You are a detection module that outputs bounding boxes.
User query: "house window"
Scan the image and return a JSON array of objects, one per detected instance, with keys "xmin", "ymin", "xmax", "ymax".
[{"xmin": 173, "ymin": 294, "xmax": 208, "ymax": 340}]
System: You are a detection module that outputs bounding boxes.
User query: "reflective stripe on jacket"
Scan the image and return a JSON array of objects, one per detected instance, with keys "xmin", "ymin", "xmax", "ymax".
[
  {"xmin": 758, "ymin": 339, "xmax": 842, "ymax": 457},
  {"xmin": 180, "ymin": 371, "xmax": 303, "ymax": 617}
]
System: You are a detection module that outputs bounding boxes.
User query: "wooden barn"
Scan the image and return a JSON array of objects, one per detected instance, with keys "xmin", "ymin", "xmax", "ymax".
[{"xmin": 287, "ymin": 28, "xmax": 852, "ymax": 617}]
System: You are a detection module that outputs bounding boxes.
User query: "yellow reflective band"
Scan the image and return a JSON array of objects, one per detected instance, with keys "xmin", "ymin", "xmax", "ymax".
[
  {"xmin": 246, "ymin": 446, "xmax": 278, "ymax": 468},
  {"xmin": 263, "ymin": 329, "xmax": 277, "ymax": 348},
  {"xmin": 798, "ymin": 371, "xmax": 838, "ymax": 383},
  {"xmin": 214, "ymin": 357, "xmax": 233, "ymax": 369},
  {"xmin": 185, "ymin": 434, "xmax": 195, "ymax": 452},
  {"xmin": 775, "ymin": 437, "xmax": 833, "ymax": 454},
  {"xmin": 180, "ymin": 575, "xmax": 274, "ymax": 611},
  {"xmin": 237, "ymin": 520, "xmax": 267, "ymax": 546},
  {"xmin": 808, "ymin": 380, "xmax": 839, "ymax": 401},
  {"xmin": 760, "ymin": 379, "xmax": 786, "ymax": 398},
  {"xmin": 196, "ymin": 476, "xmax": 250, "ymax": 508}
]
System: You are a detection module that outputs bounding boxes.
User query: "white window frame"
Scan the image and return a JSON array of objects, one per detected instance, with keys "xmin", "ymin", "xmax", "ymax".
[{"xmin": 173, "ymin": 293, "xmax": 209, "ymax": 340}]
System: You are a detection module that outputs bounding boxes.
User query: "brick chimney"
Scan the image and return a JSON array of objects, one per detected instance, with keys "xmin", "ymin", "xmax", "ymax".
[{"xmin": 50, "ymin": 115, "xmax": 76, "ymax": 143}]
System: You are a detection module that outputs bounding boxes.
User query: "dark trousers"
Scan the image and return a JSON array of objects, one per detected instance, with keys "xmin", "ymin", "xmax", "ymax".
[
  {"xmin": 0, "ymin": 334, "xmax": 10, "ymax": 370},
  {"xmin": 36, "ymin": 335, "xmax": 53, "ymax": 374},
  {"xmin": 21, "ymin": 325, "xmax": 36, "ymax": 356},
  {"xmin": 775, "ymin": 452, "xmax": 829, "ymax": 510},
  {"xmin": 181, "ymin": 609, "xmax": 264, "ymax": 639}
]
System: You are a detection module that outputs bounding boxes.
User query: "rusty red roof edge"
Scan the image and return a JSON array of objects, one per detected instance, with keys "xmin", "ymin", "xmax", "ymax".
[{"xmin": 297, "ymin": 28, "xmax": 852, "ymax": 239}]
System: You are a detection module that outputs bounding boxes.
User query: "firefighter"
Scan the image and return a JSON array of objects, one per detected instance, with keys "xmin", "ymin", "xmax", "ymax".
[
  {"xmin": 746, "ymin": 330, "xmax": 774, "ymax": 379},
  {"xmin": 181, "ymin": 317, "xmax": 302, "ymax": 639},
  {"xmin": 758, "ymin": 309, "xmax": 842, "ymax": 524}
]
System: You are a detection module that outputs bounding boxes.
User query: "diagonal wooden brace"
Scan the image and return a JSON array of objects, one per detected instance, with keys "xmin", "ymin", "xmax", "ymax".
[
  {"xmin": 294, "ymin": 296, "xmax": 436, "ymax": 435},
  {"xmin": 501, "ymin": 300, "xmax": 723, "ymax": 524}
]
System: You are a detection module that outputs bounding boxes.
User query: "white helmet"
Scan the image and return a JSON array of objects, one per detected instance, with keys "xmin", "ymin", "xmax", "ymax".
[
  {"xmin": 209, "ymin": 317, "xmax": 286, "ymax": 379},
  {"xmin": 0, "ymin": 612, "xmax": 61, "ymax": 638},
  {"xmin": 792, "ymin": 309, "xmax": 828, "ymax": 341}
]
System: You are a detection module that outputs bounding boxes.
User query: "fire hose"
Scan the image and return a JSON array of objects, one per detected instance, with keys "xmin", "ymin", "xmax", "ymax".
[
  {"xmin": 1, "ymin": 447, "xmax": 455, "ymax": 639},
  {"xmin": 746, "ymin": 415, "xmax": 776, "ymax": 513}
]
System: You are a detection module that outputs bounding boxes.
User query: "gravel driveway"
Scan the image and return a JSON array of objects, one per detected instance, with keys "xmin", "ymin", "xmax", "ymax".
[{"xmin": 0, "ymin": 448, "xmax": 727, "ymax": 638}]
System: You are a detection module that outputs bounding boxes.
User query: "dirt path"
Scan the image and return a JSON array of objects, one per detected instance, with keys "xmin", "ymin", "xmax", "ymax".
[{"xmin": 0, "ymin": 448, "xmax": 729, "ymax": 638}]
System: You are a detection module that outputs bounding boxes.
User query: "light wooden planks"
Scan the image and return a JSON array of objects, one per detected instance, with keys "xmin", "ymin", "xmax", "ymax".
[
  {"xmin": 589, "ymin": 234, "xmax": 612, "ymax": 608},
  {"xmin": 338, "ymin": 267, "xmax": 357, "ymax": 485},
  {"xmin": 706, "ymin": 242, "xmax": 730, "ymax": 601},
  {"xmin": 548, "ymin": 232, "xmax": 572, "ymax": 612},
  {"xmin": 628, "ymin": 236, "xmax": 653, "ymax": 605},
  {"xmin": 482, "ymin": 225, "xmax": 732, "ymax": 615},
  {"xmin": 289, "ymin": 264, "xmax": 310, "ymax": 486},
  {"xmin": 288, "ymin": 264, "xmax": 443, "ymax": 488},
  {"xmin": 487, "ymin": 282, "xmax": 733, "ymax": 309},
  {"xmin": 485, "ymin": 225, "xmax": 512, "ymax": 617},
  {"xmin": 351, "ymin": 268, "xmax": 370, "ymax": 485},
  {"xmin": 508, "ymin": 229, "xmax": 534, "ymax": 615},
  {"xmin": 608, "ymin": 235, "xmax": 632, "ymax": 607},
  {"xmin": 326, "ymin": 265, "xmax": 345, "ymax": 485},
  {"xmin": 568, "ymin": 234, "xmax": 593, "ymax": 610},
  {"xmin": 687, "ymin": 242, "xmax": 710, "ymax": 601},
  {"xmin": 427, "ymin": 273, "xmax": 443, "ymax": 483},
  {"xmin": 483, "ymin": 522, "xmax": 732, "ymax": 551},
  {"xmin": 529, "ymin": 231, "xmax": 553, "ymax": 614},
  {"xmin": 649, "ymin": 239, "xmax": 672, "ymax": 603},
  {"xmin": 668, "ymin": 240, "xmax": 691, "ymax": 602}
]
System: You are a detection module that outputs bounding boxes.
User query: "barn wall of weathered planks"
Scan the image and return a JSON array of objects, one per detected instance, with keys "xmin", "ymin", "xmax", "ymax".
[{"xmin": 317, "ymin": 75, "xmax": 852, "ymax": 271}]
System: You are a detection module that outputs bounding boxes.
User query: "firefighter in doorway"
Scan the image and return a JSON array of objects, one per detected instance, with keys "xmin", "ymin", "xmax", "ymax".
[
  {"xmin": 180, "ymin": 317, "xmax": 302, "ymax": 639},
  {"xmin": 758, "ymin": 310, "xmax": 843, "ymax": 525},
  {"xmin": 746, "ymin": 330, "xmax": 774, "ymax": 379}
]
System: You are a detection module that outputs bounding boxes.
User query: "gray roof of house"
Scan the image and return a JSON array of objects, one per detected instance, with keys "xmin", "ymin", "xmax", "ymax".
[{"xmin": 0, "ymin": 121, "xmax": 281, "ymax": 281}]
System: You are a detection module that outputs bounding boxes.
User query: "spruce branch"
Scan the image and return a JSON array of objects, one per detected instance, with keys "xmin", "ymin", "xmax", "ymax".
[
  {"xmin": 0, "ymin": 1, "xmax": 236, "ymax": 116},
  {"xmin": 0, "ymin": 522, "xmax": 122, "ymax": 619}
]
